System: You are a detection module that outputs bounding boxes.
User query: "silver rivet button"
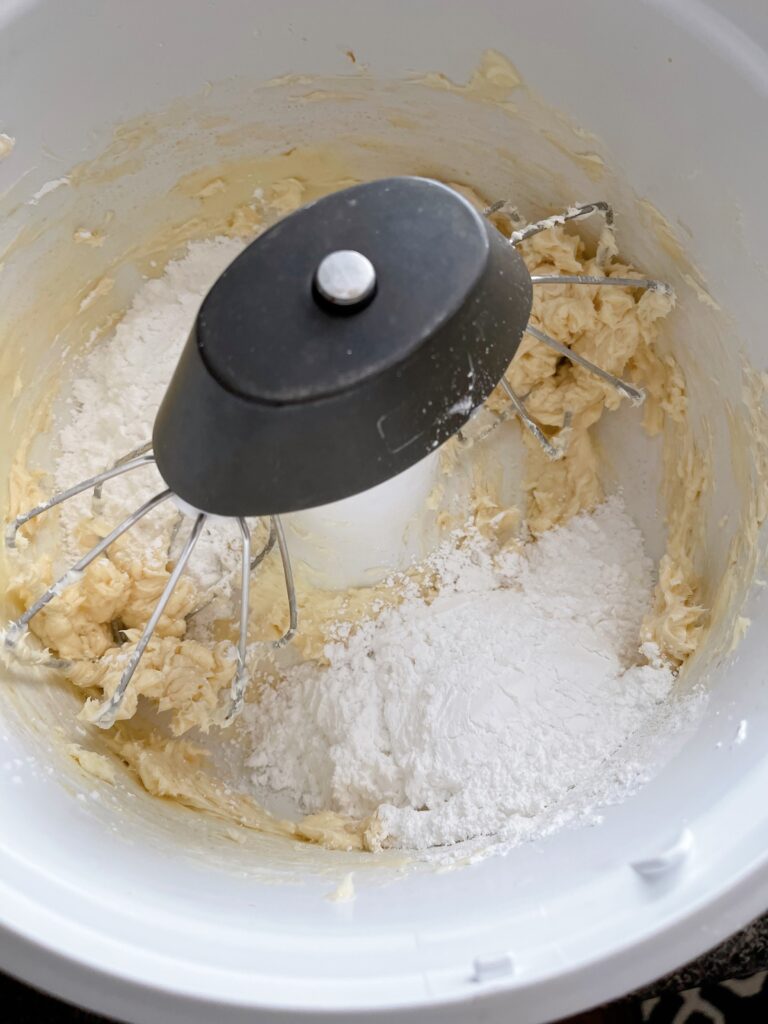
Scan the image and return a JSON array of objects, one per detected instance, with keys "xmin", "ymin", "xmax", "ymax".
[{"xmin": 315, "ymin": 250, "xmax": 376, "ymax": 307}]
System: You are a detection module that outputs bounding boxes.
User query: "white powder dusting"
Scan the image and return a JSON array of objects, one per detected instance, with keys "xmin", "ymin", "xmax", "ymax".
[
  {"xmin": 53, "ymin": 238, "xmax": 247, "ymax": 598},
  {"xmin": 244, "ymin": 499, "xmax": 676, "ymax": 850}
]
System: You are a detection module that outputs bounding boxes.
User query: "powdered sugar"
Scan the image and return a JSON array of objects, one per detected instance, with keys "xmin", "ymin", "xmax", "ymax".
[
  {"xmin": 244, "ymin": 498, "xmax": 676, "ymax": 849},
  {"xmin": 52, "ymin": 238, "xmax": 247, "ymax": 598}
]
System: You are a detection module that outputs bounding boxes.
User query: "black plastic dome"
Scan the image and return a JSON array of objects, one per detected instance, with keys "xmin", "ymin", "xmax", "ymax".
[{"xmin": 153, "ymin": 176, "xmax": 532, "ymax": 516}]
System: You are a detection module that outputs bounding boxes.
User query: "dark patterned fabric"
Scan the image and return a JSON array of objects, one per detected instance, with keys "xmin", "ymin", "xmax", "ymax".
[
  {"xmin": 2, "ymin": 955, "xmax": 768, "ymax": 1022},
  {"xmin": 641, "ymin": 970, "xmax": 768, "ymax": 1024}
]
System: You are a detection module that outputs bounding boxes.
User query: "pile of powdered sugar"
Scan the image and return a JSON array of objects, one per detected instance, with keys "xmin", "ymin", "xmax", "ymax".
[{"xmin": 244, "ymin": 498, "xmax": 676, "ymax": 850}]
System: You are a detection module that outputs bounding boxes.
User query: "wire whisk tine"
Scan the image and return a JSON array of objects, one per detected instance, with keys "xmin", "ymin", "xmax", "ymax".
[
  {"xmin": 224, "ymin": 518, "xmax": 252, "ymax": 723},
  {"xmin": 272, "ymin": 515, "xmax": 297, "ymax": 648},
  {"xmin": 531, "ymin": 274, "xmax": 673, "ymax": 297},
  {"xmin": 184, "ymin": 517, "xmax": 277, "ymax": 622},
  {"xmin": 92, "ymin": 441, "xmax": 154, "ymax": 506},
  {"xmin": 251, "ymin": 518, "xmax": 276, "ymax": 571},
  {"xmin": 481, "ymin": 200, "xmax": 670, "ymax": 461},
  {"xmin": 501, "ymin": 379, "xmax": 564, "ymax": 461},
  {"xmin": 220, "ymin": 516, "xmax": 295, "ymax": 722},
  {"xmin": 91, "ymin": 513, "xmax": 207, "ymax": 729},
  {"xmin": 6, "ymin": 452, "xmax": 156, "ymax": 550},
  {"xmin": 4, "ymin": 490, "xmax": 173, "ymax": 654},
  {"xmin": 526, "ymin": 324, "xmax": 644, "ymax": 405},
  {"xmin": 483, "ymin": 199, "xmax": 524, "ymax": 228},
  {"xmin": 3, "ymin": 456, "xmax": 299, "ymax": 726},
  {"xmin": 508, "ymin": 201, "xmax": 614, "ymax": 246}
]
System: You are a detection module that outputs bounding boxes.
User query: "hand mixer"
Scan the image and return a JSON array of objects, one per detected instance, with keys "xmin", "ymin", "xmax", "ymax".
[{"xmin": 3, "ymin": 177, "xmax": 670, "ymax": 727}]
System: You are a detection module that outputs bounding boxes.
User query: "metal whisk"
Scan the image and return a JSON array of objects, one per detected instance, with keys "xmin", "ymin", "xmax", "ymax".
[{"xmin": 3, "ymin": 177, "xmax": 671, "ymax": 727}]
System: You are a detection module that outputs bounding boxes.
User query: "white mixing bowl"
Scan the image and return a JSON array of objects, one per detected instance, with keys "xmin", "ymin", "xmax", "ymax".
[{"xmin": 1, "ymin": 1, "xmax": 768, "ymax": 1021}]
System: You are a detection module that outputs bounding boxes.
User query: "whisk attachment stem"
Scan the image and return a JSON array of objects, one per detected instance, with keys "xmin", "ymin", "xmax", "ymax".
[
  {"xmin": 4, "ymin": 490, "xmax": 173, "ymax": 649},
  {"xmin": 92, "ymin": 512, "xmax": 206, "ymax": 729},
  {"xmin": 272, "ymin": 515, "xmax": 297, "ymax": 647},
  {"xmin": 501, "ymin": 379, "xmax": 564, "ymax": 461},
  {"xmin": 6, "ymin": 453, "xmax": 156, "ymax": 550},
  {"xmin": 526, "ymin": 324, "xmax": 645, "ymax": 406}
]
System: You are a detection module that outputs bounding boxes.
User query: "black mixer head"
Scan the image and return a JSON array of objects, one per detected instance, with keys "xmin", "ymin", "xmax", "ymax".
[{"xmin": 153, "ymin": 176, "xmax": 533, "ymax": 516}]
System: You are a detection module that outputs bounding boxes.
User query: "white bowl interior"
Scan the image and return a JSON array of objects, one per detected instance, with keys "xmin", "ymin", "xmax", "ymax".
[{"xmin": 1, "ymin": 2, "xmax": 768, "ymax": 1022}]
